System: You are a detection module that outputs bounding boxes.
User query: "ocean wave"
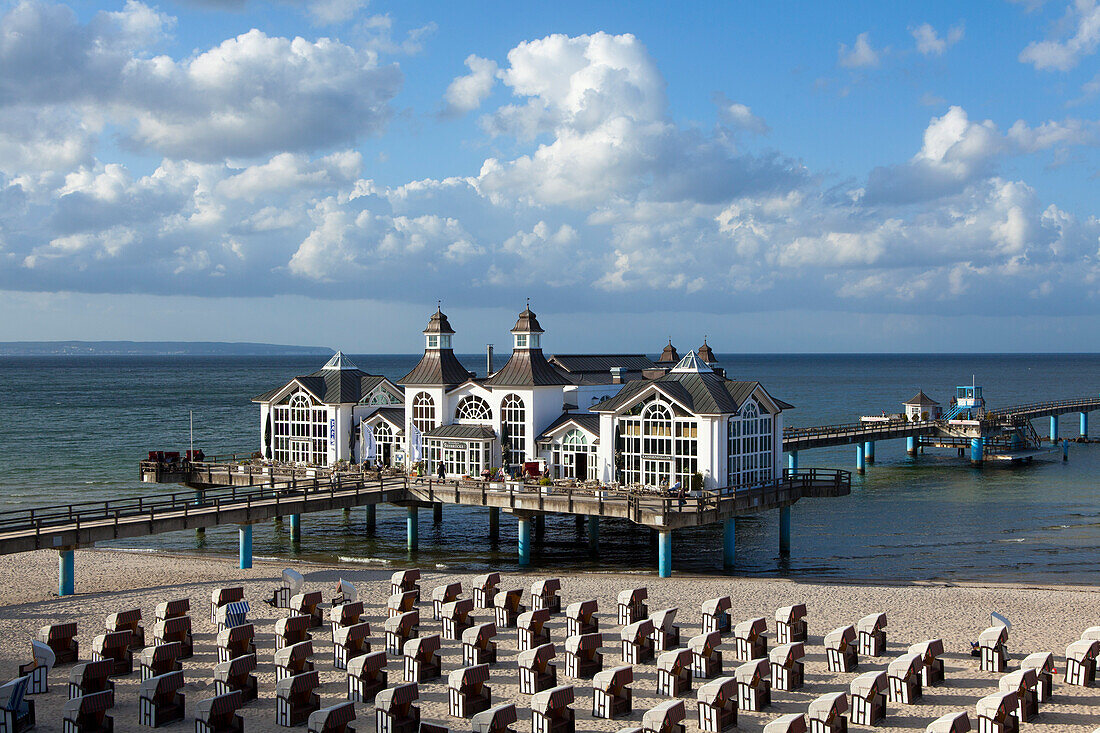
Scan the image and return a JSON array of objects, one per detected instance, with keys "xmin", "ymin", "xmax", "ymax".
[{"xmin": 337, "ymin": 556, "xmax": 391, "ymax": 566}]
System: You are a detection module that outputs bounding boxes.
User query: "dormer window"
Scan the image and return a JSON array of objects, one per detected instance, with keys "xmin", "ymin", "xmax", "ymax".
[
  {"xmin": 515, "ymin": 334, "xmax": 528, "ymax": 349},
  {"xmin": 427, "ymin": 335, "xmax": 439, "ymax": 349}
]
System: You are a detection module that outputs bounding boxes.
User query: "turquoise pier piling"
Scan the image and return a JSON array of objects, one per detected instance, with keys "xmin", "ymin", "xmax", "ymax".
[
  {"xmin": 289, "ymin": 513, "xmax": 301, "ymax": 544},
  {"xmin": 856, "ymin": 445, "xmax": 866, "ymax": 474},
  {"xmin": 1081, "ymin": 411, "xmax": 1089, "ymax": 439},
  {"xmin": 1050, "ymin": 415, "xmax": 1059, "ymax": 441},
  {"xmin": 1063, "ymin": 438, "xmax": 1070, "ymax": 461},
  {"xmin": 58, "ymin": 548, "xmax": 75, "ymax": 596},
  {"xmin": 657, "ymin": 530, "xmax": 672, "ymax": 578},
  {"xmin": 406, "ymin": 507, "xmax": 418, "ymax": 551},
  {"xmin": 518, "ymin": 516, "xmax": 531, "ymax": 567},
  {"xmin": 779, "ymin": 506, "xmax": 791, "ymax": 555},
  {"xmin": 238, "ymin": 524, "xmax": 252, "ymax": 569},
  {"xmin": 906, "ymin": 436, "xmax": 917, "ymax": 456},
  {"xmin": 970, "ymin": 438, "xmax": 984, "ymax": 466},
  {"xmin": 787, "ymin": 451, "xmax": 798, "ymax": 473},
  {"xmin": 863, "ymin": 441, "xmax": 875, "ymax": 464},
  {"xmin": 723, "ymin": 519, "xmax": 736, "ymax": 568}
]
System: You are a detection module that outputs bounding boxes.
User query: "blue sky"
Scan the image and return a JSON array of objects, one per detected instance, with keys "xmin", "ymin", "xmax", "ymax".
[{"xmin": 2, "ymin": 0, "xmax": 1100, "ymax": 352}]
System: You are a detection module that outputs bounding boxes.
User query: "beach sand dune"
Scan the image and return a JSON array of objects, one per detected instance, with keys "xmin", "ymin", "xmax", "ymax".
[{"xmin": 1, "ymin": 549, "xmax": 1097, "ymax": 732}]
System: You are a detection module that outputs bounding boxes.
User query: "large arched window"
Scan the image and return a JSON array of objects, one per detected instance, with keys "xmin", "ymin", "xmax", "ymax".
[
  {"xmin": 617, "ymin": 397, "xmax": 697, "ymax": 488},
  {"xmin": 552, "ymin": 428, "xmax": 596, "ymax": 480},
  {"xmin": 273, "ymin": 391, "xmax": 328, "ymax": 464},
  {"xmin": 413, "ymin": 392, "xmax": 435, "ymax": 435},
  {"xmin": 373, "ymin": 421, "xmax": 395, "ymax": 466},
  {"xmin": 727, "ymin": 400, "xmax": 773, "ymax": 487},
  {"xmin": 455, "ymin": 395, "xmax": 492, "ymax": 421},
  {"xmin": 501, "ymin": 394, "xmax": 526, "ymax": 468}
]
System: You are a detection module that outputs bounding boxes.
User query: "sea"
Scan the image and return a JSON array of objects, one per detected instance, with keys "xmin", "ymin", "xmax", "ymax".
[{"xmin": 1, "ymin": 353, "xmax": 1097, "ymax": 584}]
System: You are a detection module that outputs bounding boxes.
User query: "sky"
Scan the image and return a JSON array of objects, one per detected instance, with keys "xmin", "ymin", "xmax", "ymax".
[{"xmin": 2, "ymin": 0, "xmax": 1100, "ymax": 352}]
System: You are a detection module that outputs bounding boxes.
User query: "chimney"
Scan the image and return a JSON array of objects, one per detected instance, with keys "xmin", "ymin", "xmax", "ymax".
[
  {"xmin": 610, "ymin": 366, "xmax": 624, "ymax": 384},
  {"xmin": 486, "ymin": 344, "xmax": 494, "ymax": 376}
]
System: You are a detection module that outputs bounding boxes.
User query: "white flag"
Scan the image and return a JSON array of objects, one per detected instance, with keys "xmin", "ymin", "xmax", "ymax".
[
  {"xmin": 410, "ymin": 424, "xmax": 423, "ymax": 462},
  {"xmin": 363, "ymin": 423, "xmax": 377, "ymax": 460}
]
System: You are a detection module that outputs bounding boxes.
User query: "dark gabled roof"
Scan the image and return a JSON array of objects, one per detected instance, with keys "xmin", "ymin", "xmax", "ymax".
[
  {"xmin": 537, "ymin": 412, "xmax": 602, "ymax": 441},
  {"xmin": 548, "ymin": 354, "xmax": 657, "ymax": 374},
  {"xmin": 591, "ymin": 370, "xmax": 792, "ymax": 415},
  {"xmin": 511, "ymin": 307, "xmax": 544, "ymax": 334},
  {"xmin": 657, "ymin": 340, "xmax": 680, "ymax": 363},
  {"xmin": 253, "ymin": 369, "xmax": 389, "ymax": 404},
  {"xmin": 485, "ymin": 349, "xmax": 573, "ymax": 387},
  {"xmin": 423, "ymin": 307, "xmax": 455, "ymax": 335},
  {"xmin": 905, "ymin": 390, "xmax": 940, "ymax": 406},
  {"xmin": 423, "ymin": 423, "xmax": 496, "ymax": 440},
  {"xmin": 367, "ymin": 407, "xmax": 405, "ymax": 429},
  {"xmin": 399, "ymin": 350, "xmax": 473, "ymax": 387}
]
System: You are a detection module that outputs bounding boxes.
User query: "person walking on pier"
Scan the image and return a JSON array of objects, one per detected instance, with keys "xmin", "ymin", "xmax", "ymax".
[{"xmin": 436, "ymin": 461, "xmax": 446, "ymax": 481}]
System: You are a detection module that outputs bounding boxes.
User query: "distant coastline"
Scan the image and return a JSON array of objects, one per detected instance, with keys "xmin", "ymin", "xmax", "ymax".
[{"xmin": 0, "ymin": 340, "xmax": 333, "ymax": 356}]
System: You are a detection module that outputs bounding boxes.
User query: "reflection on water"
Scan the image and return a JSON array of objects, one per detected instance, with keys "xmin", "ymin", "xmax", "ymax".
[{"xmin": 1, "ymin": 353, "xmax": 1098, "ymax": 582}]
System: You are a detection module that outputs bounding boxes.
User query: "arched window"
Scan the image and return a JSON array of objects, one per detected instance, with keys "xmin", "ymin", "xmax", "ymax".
[
  {"xmin": 727, "ymin": 400, "xmax": 773, "ymax": 487},
  {"xmin": 455, "ymin": 395, "xmax": 492, "ymax": 421},
  {"xmin": 563, "ymin": 429, "xmax": 587, "ymax": 446},
  {"xmin": 368, "ymin": 388, "xmax": 401, "ymax": 406},
  {"xmin": 552, "ymin": 428, "xmax": 594, "ymax": 480},
  {"xmin": 501, "ymin": 394, "xmax": 526, "ymax": 468},
  {"xmin": 617, "ymin": 397, "xmax": 697, "ymax": 488},
  {"xmin": 373, "ymin": 421, "xmax": 395, "ymax": 466},
  {"xmin": 413, "ymin": 392, "xmax": 435, "ymax": 435},
  {"xmin": 273, "ymin": 391, "xmax": 328, "ymax": 465}
]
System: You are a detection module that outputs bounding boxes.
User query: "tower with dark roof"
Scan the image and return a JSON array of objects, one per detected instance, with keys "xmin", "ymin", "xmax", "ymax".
[
  {"xmin": 399, "ymin": 306, "xmax": 471, "ymax": 387},
  {"xmin": 697, "ymin": 339, "xmax": 715, "ymax": 365},
  {"xmin": 657, "ymin": 339, "xmax": 680, "ymax": 364},
  {"xmin": 484, "ymin": 306, "xmax": 571, "ymax": 387}
]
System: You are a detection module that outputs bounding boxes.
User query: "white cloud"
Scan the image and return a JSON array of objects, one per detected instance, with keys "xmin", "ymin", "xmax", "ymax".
[
  {"xmin": 912, "ymin": 22, "xmax": 964, "ymax": 56},
  {"xmin": 307, "ymin": 0, "xmax": 366, "ymax": 26},
  {"xmin": 442, "ymin": 55, "xmax": 498, "ymax": 116},
  {"xmin": 1020, "ymin": 0, "xmax": 1100, "ymax": 70},
  {"xmin": 838, "ymin": 32, "xmax": 880, "ymax": 68},
  {"xmin": 714, "ymin": 93, "xmax": 769, "ymax": 135}
]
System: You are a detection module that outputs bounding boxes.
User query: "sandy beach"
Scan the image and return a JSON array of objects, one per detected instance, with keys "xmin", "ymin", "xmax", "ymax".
[{"xmin": 2, "ymin": 548, "xmax": 1097, "ymax": 732}]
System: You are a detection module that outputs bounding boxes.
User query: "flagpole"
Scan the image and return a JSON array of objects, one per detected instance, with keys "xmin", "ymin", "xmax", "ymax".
[{"xmin": 190, "ymin": 410, "xmax": 194, "ymax": 457}]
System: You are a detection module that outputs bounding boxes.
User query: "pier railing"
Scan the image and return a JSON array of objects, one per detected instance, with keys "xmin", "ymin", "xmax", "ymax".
[{"xmin": 987, "ymin": 397, "xmax": 1100, "ymax": 420}]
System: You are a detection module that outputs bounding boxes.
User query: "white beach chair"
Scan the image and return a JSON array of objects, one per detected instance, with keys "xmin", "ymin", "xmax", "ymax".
[
  {"xmin": 592, "ymin": 665, "xmax": 632, "ymax": 720},
  {"xmin": 695, "ymin": 677, "xmax": 736, "ymax": 733}
]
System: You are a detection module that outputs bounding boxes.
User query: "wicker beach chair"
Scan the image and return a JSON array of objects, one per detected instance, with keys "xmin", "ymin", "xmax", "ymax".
[
  {"xmin": 62, "ymin": 690, "xmax": 112, "ymax": 733},
  {"xmin": 39, "ymin": 623, "xmax": 79, "ymax": 666},
  {"xmin": 431, "ymin": 583, "xmax": 462, "ymax": 621},
  {"xmin": 734, "ymin": 658, "xmax": 771, "ymax": 712},
  {"xmin": 649, "ymin": 609, "xmax": 680, "ymax": 652},
  {"xmin": 153, "ymin": 599, "xmax": 188, "ymax": 624},
  {"xmin": 689, "ymin": 631, "xmax": 723, "ymax": 680},
  {"xmin": 824, "ymin": 625, "xmax": 858, "ymax": 673},
  {"xmin": 856, "ymin": 613, "xmax": 887, "ymax": 657},
  {"xmin": 764, "ymin": 714, "xmax": 807, "ymax": 733},
  {"xmin": 385, "ymin": 611, "xmax": 419, "ymax": 655},
  {"xmin": 441, "ymin": 599, "xmax": 474, "ymax": 641},
  {"xmin": 642, "ymin": 699, "xmax": 686, "ymax": 733},
  {"xmin": 18, "ymin": 641, "xmax": 55, "ymax": 695},
  {"xmin": 0, "ymin": 676, "xmax": 35, "ymax": 733},
  {"xmin": 138, "ymin": 670, "xmax": 185, "ymax": 727},
  {"xmin": 215, "ymin": 624, "xmax": 255, "ymax": 664},
  {"xmin": 592, "ymin": 665, "xmax": 632, "ymax": 719},
  {"xmin": 291, "ymin": 591, "xmax": 324, "ymax": 628},
  {"xmin": 531, "ymin": 579, "xmax": 562, "ymax": 614},
  {"xmin": 470, "ymin": 703, "xmax": 515, "ymax": 733},
  {"xmin": 494, "ymin": 590, "xmax": 525, "ymax": 629},
  {"xmin": 138, "ymin": 642, "xmax": 181, "ymax": 682},
  {"xmin": 696, "ymin": 677, "xmax": 736, "ymax": 733},
  {"xmin": 330, "ymin": 601, "xmax": 364, "ymax": 642},
  {"xmin": 975, "ymin": 691, "xmax": 1018, "ymax": 733},
  {"xmin": 194, "ymin": 690, "xmax": 244, "ymax": 733},
  {"xmin": 775, "ymin": 604, "xmax": 807, "ymax": 644},
  {"xmin": 770, "ymin": 642, "xmax": 805, "ymax": 691},
  {"xmin": 151, "ymin": 617, "xmax": 193, "ymax": 659},
  {"xmin": 978, "ymin": 625, "xmax": 1008, "ymax": 673},
  {"xmin": 391, "ymin": 570, "xmax": 421, "ymax": 602},
  {"xmin": 277, "ymin": 615, "xmax": 313, "ymax": 651},
  {"xmin": 617, "ymin": 588, "xmax": 648, "ymax": 626},
  {"xmin": 403, "ymin": 635, "xmax": 441, "ymax": 683},
  {"xmin": 925, "ymin": 711, "xmax": 971, "ymax": 733},
  {"xmin": 332, "ymin": 579, "xmax": 357, "ymax": 608},
  {"xmin": 274, "ymin": 641, "xmax": 315, "ymax": 683},
  {"xmin": 807, "ymin": 691, "xmax": 847, "ymax": 733},
  {"xmin": 388, "ymin": 591, "xmax": 419, "ymax": 618},
  {"xmin": 90, "ymin": 631, "xmax": 133, "ymax": 677},
  {"xmin": 375, "ymin": 682, "xmax": 419, "ymax": 733},
  {"xmin": 68, "ymin": 660, "xmax": 114, "ymax": 699},
  {"xmin": 210, "ymin": 587, "xmax": 244, "ymax": 624},
  {"xmin": 105, "ymin": 609, "xmax": 144, "ymax": 650},
  {"xmin": 275, "ymin": 670, "xmax": 321, "ymax": 727},
  {"xmin": 448, "ymin": 664, "xmax": 492, "ymax": 718},
  {"xmin": 700, "ymin": 597, "xmax": 731, "ymax": 635},
  {"xmin": 333, "ymin": 622, "xmax": 371, "ymax": 670},
  {"xmin": 347, "ymin": 650, "xmax": 387, "ymax": 703},
  {"xmin": 462, "ymin": 622, "xmax": 497, "ymax": 667},
  {"xmin": 564, "ymin": 633, "xmax": 603, "ymax": 679},
  {"xmin": 518, "ymin": 609, "xmax": 552, "ymax": 652},
  {"xmin": 733, "ymin": 617, "xmax": 768, "ymax": 661},
  {"xmin": 213, "ymin": 653, "xmax": 258, "ymax": 703},
  {"xmin": 849, "ymin": 671, "xmax": 887, "ymax": 726},
  {"xmin": 473, "ymin": 573, "xmax": 500, "ymax": 609},
  {"xmin": 1019, "ymin": 651, "xmax": 1054, "ymax": 701},
  {"xmin": 565, "ymin": 600, "xmax": 598, "ymax": 637},
  {"xmin": 1065, "ymin": 638, "xmax": 1098, "ymax": 686},
  {"xmin": 656, "ymin": 649, "xmax": 693, "ymax": 697},
  {"xmin": 518, "ymin": 644, "xmax": 557, "ymax": 695},
  {"xmin": 214, "ymin": 601, "xmax": 249, "ymax": 633},
  {"xmin": 908, "ymin": 639, "xmax": 945, "ymax": 688},
  {"xmin": 531, "ymin": 685, "xmax": 574, "ymax": 733},
  {"xmin": 999, "ymin": 668, "xmax": 1038, "ymax": 723},
  {"xmin": 888, "ymin": 652, "xmax": 924, "ymax": 705}
]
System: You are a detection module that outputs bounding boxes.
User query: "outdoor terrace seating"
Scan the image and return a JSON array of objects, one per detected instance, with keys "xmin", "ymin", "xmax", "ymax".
[
  {"xmin": 462, "ymin": 622, "xmax": 497, "ymax": 667},
  {"xmin": 308, "ymin": 701, "xmax": 358, "ymax": 733},
  {"xmin": 138, "ymin": 642, "xmax": 181, "ymax": 682},
  {"xmin": 91, "ymin": 631, "xmax": 133, "ymax": 677},
  {"xmin": 621, "ymin": 619, "xmax": 655, "ymax": 665},
  {"xmin": 770, "ymin": 642, "xmax": 804, "ymax": 691},
  {"xmin": 216, "ymin": 624, "xmax": 255, "ymax": 664},
  {"xmin": 531, "ymin": 579, "xmax": 562, "ymax": 615},
  {"xmin": 617, "ymin": 588, "xmax": 648, "ymax": 626},
  {"xmin": 824, "ymin": 625, "xmax": 858, "ymax": 673},
  {"xmin": 642, "ymin": 699, "xmax": 686, "ymax": 733},
  {"xmin": 277, "ymin": 615, "xmax": 314, "ymax": 651},
  {"xmin": 565, "ymin": 633, "xmax": 603, "ymax": 679},
  {"xmin": 471, "ymin": 703, "xmax": 516, "ymax": 733},
  {"xmin": 376, "ymin": 683, "xmax": 419, "ymax": 733},
  {"xmin": 978, "ymin": 626, "xmax": 1008, "ymax": 674},
  {"xmin": 656, "ymin": 649, "xmax": 693, "ymax": 697},
  {"xmin": 592, "ymin": 665, "xmax": 632, "ymax": 719},
  {"xmin": 391, "ymin": 570, "xmax": 421, "ymax": 602},
  {"xmin": 151, "ymin": 617, "xmax": 193, "ymax": 660},
  {"xmin": 275, "ymin": 670, "xmax": 321, "ymax": 727},
  {"xmin": 40, "ymin": 623, "xmax": 79, "ymax": 665},
  {"xmin": 734, "ymin": 658, "xmax": 771, "ymax": 711},
  {"xmin": 213, "ymin": 653, "xmax": 258, "ymax": 703},
  {"xmin": 62, "ymin": 690, "xmax": 112, "ymax": 733},
  {"xmin": 137, "ymin": 670, "xmax": 185, "ymax": 727},
  {"xmin": 976, "ymin": 691, "xmax": 1019, "ymax": 733},
  {"xmin": 733, "ymin": 617, "xmax": 767, "ymax": 661},
  {"xmin": 274, "ymin": 640, "xmax": 315, "ymax": 683},
  {"xmin": 291, "ymin": 591, "xmax": 325, "ymax": 629},
  {"xmin": 849, "ymin": 671, "xmax": 887, "ymax": 726},
  {"xmin": 105, "ymin": 609, "xmax": 144, "ymax": 650},
  {"xmin": 565, "ymin": 600, "xmax": 598, "ymax": 637},
  {"xmin": 689, "ymin": 631, "xmax": 723, "ymax": 680},
  {"xmin": 385, "ymin": 611, "xmax": 419, "ymax": 655},
  {"xmin": 775, "ymin": 604, "xmax": 807, "ymax": 644},
  {"xmin": 194, "ymin": 690, "xmax": 244, "ymax": 733},
  {"xmin": 18, "ymin": 640, "xmax": 54, "ymax": 694},
  {"xmin": 908, "ymin": 639, "xmax": 945, "ymax": 688},
  {"xmin": 856, "ymin": 613, "xmax": 887, "ymax": 657},
  {"xmin": 531, "ymin": 685, "xmax": 575, "ymax": 733},
  {"xmin": 518, "ymin": 609, "xmax": 552, "ymax": 652},
  {"xmin": 333, "ymin": 622, "xmax": 371, "ymax": 670},
  {"xmin": 696, "ymin": 677, "xmax": 737, "ymax": 733},
  {"xmin": 68, "ymin": 660, "xmax": 114, "ymax": 699},
  {"xmin": 432, "ymin": 583, "xmax": 462, "ymax": 621},
  {"xmin": 347, "ymin": 650, "xmax": 388, "ymax": 703},
  {"xmin": 494, "ymin": 590, "xmax": 525, "ymax": 629},
  {"xmin": 649, "ymin": 609, "xmax": 680, "ymax": 652},
  {"xmin": 807, "ymin": 691, "xmax": 848, "ymax": 733},
  {"xmin": 518, "ymin": 643, "xmax": 557, "ymax": 695},
  {"xmin": 448, "ymin": 664, "xmax": 492, "ymax": 718},
  {"xmin": 999, "ymin": 668, "xmax": 1038, "ymax": 723},
  {"xmin": 700, "ymin": 597, "xmax": 731, "ymax": 635},
  {"xmin": 403, "ymin": 635, "xmax": 442, "ymax": 683}
]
